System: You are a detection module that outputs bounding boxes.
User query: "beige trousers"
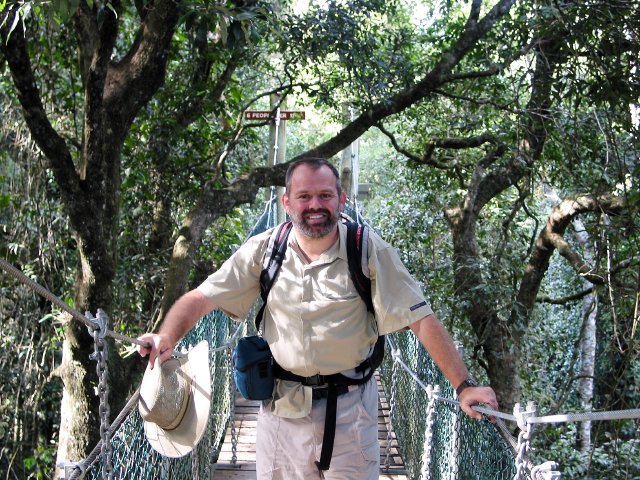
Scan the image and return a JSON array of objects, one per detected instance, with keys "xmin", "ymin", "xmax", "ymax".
[{"xmin": 256, "ymin": 376, "xmax": 380, "ymax": 480}]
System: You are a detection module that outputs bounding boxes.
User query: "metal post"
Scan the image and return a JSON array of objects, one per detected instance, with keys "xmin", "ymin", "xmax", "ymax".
[
  {"xmin": 340, "ymin": 105, "xmax": 354, "ymax": 199},
  {"xmin": 268, "ymin": 93, "xmax": 288, "ymax": 223},
  {"xmin": 340, "ymin": 105, "xmax": 360, "ymax": 204}
]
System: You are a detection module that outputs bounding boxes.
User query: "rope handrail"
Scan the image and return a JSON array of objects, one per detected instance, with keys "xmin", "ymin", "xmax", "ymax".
[
  {"xmin": 528, "ymin": 408, "xmax": 640, "ymax": 424},
  {"xmin": 0, "ymin": 258, "xmax": 150, "ymax": 348}
]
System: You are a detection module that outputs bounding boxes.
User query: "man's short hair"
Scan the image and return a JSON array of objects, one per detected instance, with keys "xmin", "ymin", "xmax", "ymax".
[{"xmin": 285, "ymin": 158, "xmax": 341, "ymax": 194}]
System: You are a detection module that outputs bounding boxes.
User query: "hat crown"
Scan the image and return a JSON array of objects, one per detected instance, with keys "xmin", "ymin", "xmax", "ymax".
[
  {"xmin": 138, "ymin": 341, "xmax": 211, "ymax": 458},
  {"xmin": 139, "ymin": 357, "xmax": 191, "ymax": 430}
]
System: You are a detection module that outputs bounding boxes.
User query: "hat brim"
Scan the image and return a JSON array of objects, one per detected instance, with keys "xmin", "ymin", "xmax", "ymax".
[{"xmin": 142, "ymin": 340, "xmax": 211, "ymax": 458}]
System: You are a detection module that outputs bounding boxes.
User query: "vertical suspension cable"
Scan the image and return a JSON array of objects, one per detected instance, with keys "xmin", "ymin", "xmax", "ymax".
[
  {"xmin": 420, "ymin": 385, "xmax": 440, "ymax": 479},
  {"xmin": 384, "ymin": 348, "xmax": 401, "ymax": 471}
]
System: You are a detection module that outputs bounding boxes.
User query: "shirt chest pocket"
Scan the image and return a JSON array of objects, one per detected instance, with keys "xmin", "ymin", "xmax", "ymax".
[{"xmin": 313, "ymin": 265, "xmax": 359, "ymax": 301}]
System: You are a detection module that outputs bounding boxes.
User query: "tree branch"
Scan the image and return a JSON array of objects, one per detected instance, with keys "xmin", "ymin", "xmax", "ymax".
[
  {"xmin": 434, "ymin": 88, "xmax": 518, "ymax": 112},
  {"xmin": 376, "ymin": 123, "xmax": 447, "ymax": 169},
  {"xmin": 104, "ymin": 0, "xmax": 182, "ymax": 129},
  {"xmin": 441, "ymin": 63, "xmax": 501, "ymax": 83},
  {"xmin": 538, "ymin": 287, "xmax": 595, "ymax": 305},
  {"xmin": 300, "ymin": 0, "xmax": 517, "ymax": 160},
  {"xmin": 517, "ymin": 194, "xmax": 628, "ymax": 316},
  {"xmin": 546, "ymin": 232, "xmax": 605, "ymax": 284},
  {"xmin": 0, "ymin": 10, "xmax": 81, "ymax": 202},
  {"xmin": 377, "ymin": 122, "xmax": 497, "ymax": 169}
]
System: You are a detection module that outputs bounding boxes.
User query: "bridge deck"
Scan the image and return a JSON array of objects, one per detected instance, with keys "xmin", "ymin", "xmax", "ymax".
[{"xmin": 214, "ymin": 375, "xmax": 409, "ymax": 479}]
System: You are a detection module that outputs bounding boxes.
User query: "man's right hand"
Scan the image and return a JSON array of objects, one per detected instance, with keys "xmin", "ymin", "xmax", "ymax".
[{"xmin": 137, "ymin": 333, "xmax": 175, "ymax": 369}]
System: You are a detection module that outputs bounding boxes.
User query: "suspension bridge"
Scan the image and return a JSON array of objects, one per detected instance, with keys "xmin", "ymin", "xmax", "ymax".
[{"xmin": 2, "ymin": 199, "xmax": 639, "ymax": 480}]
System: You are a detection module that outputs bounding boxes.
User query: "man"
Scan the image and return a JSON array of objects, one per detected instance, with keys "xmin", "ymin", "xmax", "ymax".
[{"xmin": 139, "ymin": 157, "xmax": 498, "ymax": 479}]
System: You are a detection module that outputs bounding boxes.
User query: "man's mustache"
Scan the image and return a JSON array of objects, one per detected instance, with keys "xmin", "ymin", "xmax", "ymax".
[{"xmin": 302, "ymin": 208, "xmax": 331, "ymax": 217}]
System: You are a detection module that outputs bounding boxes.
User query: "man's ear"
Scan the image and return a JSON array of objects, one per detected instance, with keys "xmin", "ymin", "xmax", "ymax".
[
  {"xmin": 339, "ymin": 191, "xmax": 347, "ymax": 211},
  {"xmin": 281, "ymin": 192, "xmax": 290, "ymax": 213}
]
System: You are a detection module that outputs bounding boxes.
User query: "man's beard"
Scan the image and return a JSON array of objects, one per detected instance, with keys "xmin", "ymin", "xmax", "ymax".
[{"xmin": 289, "ymin": 208, "xmax": 339, "ymax": 239}]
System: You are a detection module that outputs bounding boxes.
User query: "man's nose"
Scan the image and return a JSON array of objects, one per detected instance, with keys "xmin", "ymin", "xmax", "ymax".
[{"xmin": 309, "ymin": 196, "xmax": 322, "ymax": 209}]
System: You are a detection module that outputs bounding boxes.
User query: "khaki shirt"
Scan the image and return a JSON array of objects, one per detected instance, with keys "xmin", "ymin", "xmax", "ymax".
[{"xmin": 197, "ymin": 222, "xmax": 433, "ymax": 417}]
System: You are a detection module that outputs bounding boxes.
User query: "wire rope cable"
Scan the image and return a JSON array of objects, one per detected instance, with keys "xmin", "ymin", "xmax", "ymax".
[{"xmin": 0, "ymin": 258, "xmax": 149, "ymax": 347}]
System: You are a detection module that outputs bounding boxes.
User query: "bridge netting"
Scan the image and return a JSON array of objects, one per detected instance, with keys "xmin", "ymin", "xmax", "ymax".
[{"xmin": 72, "ymin": 315, "xmax": 517, "ymax": 480}]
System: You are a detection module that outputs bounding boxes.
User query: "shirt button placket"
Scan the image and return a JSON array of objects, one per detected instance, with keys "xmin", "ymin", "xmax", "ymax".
[{"xmin": 301, "ymin": 266, "xmax": 313, "ymax": 303}]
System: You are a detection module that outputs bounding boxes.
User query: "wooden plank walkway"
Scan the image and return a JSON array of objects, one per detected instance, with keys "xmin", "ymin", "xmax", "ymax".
[{"xmin": 214, "ymin": 375, "xmax": 409, "ymax": 479}]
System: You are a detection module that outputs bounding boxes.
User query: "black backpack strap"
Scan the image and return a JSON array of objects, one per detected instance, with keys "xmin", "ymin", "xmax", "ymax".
[
  {"xmin": 316, "ymin": 363, "xmax": 379, "ymax": 473},
  {"xmin": 345, "ymin": 221, "xmax": 385, "ymax": 375},
  {"xmin": 255, "ymin": 221, "xmax": 293, "ymax": 331},
  {"xmin": 345, "ymin": 222, "xmax": 374, "ymax": 313},
  {"xmin": 316, "ymin": 383, "xmax": 338, "ymax": 475}
]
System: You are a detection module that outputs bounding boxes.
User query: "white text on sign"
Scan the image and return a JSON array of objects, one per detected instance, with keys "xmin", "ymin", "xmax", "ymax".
[{"xmin": 245, "ymin": 111, "xmax": 306, "ymax": 121}]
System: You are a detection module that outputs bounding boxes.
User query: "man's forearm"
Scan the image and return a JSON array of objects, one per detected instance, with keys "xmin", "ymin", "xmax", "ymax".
[
  {"xmin": 409, "ymin": 314, "xmax": 470, "ymax": 390},
  {"xmin": 158, "ymin": 289, "xmax": 218, "ymax": 345},
  {"xmin": 410, "ymin": 314, "xmax": 499, "ymax": 419}
]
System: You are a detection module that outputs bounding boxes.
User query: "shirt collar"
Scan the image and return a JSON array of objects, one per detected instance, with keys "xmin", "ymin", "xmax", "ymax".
[{"xmin": 288, "ymin": 222, "xmax": 347, "ymax": 265}]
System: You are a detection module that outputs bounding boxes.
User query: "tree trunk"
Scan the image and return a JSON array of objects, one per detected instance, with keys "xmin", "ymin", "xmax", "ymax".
[
  {"xmin": 573, "ymin": 218, "xmax": 596, "ymax": 454},
  {"xmin": 445, "ymin": 199, "xmax": 523, "ymax": 411},
  {"xmin": 158, "ymin": 169, "xmax": 287, "ymax": 320},
  {"xmin": 1, "ymin": 1, "xmax": 181, "ymax": 473}
]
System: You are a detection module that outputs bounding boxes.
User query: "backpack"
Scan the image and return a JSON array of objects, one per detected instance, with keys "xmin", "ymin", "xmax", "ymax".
[{"xmin": 254, "ymin": 218, "xmax": 385, "ymax": 473}]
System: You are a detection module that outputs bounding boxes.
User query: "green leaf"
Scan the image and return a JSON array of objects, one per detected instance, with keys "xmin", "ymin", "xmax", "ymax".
[{"xmin": 0, "ymin": 194, "xmax": 10, "ymax": 208}]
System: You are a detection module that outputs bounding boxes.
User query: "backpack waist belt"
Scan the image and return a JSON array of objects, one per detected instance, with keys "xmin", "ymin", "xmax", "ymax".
[
  {"xmin": 272, "ymin": 362, "xmax": 371, "ymax": 386},
  {"xmin": 272, "ymin": 358, "xmax": 376, "ymax": 476}
]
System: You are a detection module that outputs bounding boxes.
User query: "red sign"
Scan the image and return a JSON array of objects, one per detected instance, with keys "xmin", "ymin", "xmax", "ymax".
[{"xmin": 245, "ymin": 111, "xmax": 306, "ymax": 121}]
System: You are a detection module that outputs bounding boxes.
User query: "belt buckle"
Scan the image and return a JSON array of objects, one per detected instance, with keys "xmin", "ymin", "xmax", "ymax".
[{"xmin": 306, "ymin": 374, "xmax": 324, "ymax": 387}]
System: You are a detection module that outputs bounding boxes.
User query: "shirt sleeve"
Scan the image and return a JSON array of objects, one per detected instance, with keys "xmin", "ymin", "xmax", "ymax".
[
  {"xmin": 196, "ymin": 230, "xmax": 271, "ymax": 321},
  {"xmin": 368, "ymin": 231, "xmax": 433, "ymax": 334}
]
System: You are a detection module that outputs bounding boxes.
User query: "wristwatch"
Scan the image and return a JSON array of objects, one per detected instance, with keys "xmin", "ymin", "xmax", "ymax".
[{"xmin": 456, "ymin": 378, "xmax": 478, "ymax": 396}]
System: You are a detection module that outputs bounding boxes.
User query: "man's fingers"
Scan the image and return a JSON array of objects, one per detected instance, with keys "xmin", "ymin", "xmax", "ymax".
[
  {"xmin": 148, "ymin": 351, "xmax": 158, "ymax": 370},
  {"xmin": 136, "ymin": 334, "xmax": 170, "ymax": 369},
  {"xmin": 459, "ymin": 386, "xmax": 500, "ymax": 421}
]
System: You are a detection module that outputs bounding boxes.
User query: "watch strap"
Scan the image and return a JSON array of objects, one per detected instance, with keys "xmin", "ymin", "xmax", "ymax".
[{"xmin": 456, "ymin": 378, "xmax": 478, "ymax": 396}]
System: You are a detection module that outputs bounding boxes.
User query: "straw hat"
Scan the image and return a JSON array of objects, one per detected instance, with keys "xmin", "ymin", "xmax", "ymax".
[{"xmin": 138, "ymin": 340, "xmax": 211, "ymax": 458}]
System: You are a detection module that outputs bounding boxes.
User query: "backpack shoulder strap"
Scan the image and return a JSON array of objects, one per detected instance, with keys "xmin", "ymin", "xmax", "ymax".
[
  {"xmin": 344, "ymin": 220, "xmax": 386, "ymax": 374},
  {"xmin": 255, "ymin": 221, "xmax": 293, "ymax": 331},
  {"xmin": 345, "ymin": 221, "xmax": 373, "ymax": 313}
]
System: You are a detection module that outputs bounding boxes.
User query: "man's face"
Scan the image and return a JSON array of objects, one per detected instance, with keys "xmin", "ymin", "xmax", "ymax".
[{"xmin": 282, "ymin": 164, "xmax": 347, "ymax": 239}]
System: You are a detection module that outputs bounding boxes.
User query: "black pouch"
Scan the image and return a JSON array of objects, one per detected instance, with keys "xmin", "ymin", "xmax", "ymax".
[{"xmin": 232, "ymin": 335, "xmax": 274, "ymax": 400}]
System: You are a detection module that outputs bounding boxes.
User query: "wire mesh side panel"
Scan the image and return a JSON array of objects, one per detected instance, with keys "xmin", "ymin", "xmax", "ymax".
[
  {"xmin": 82, "ymin": 311, "xmax": 240, "ymax": 479},
  {"xmin": 379, "ymin": 330, "xmax": 516, "ymax": 480},
  {"xmin": 455, "ymin": 409, "xmax": 516, "ymax": 480}
]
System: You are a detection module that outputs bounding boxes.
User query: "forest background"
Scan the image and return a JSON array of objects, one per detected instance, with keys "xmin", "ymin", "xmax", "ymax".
[{"xmin": 0, "ymin": 0, "xmax": 638, "ymax": 478}]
